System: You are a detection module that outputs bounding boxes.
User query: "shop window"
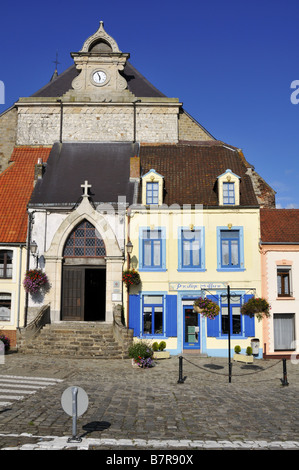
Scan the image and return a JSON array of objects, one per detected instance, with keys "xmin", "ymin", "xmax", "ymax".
[
  {"xmin": 0, "ymin": 293, "xmax": 11, "ymax": 321},
  {"xmin": 274, "ymin": 313, "xmax": 295, "ymax": 350},
  {"xmin": 142, "ymin": 295, "xmax": 164, "ymax": 336}
]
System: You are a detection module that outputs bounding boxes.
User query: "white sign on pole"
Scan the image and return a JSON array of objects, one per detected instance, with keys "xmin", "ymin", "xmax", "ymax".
[{"xmin": 61, "ymin": 386, "xmax": 89, "ymax": 417}]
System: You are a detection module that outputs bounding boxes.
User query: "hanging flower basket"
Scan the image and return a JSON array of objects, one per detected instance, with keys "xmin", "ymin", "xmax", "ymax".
[
  {"xmin": 241, "ymin": 297, "xmax": 271, "ymax": 321},
  {"xmin": 122, "ymin": 269, "xmax": 141, "ymax": 288},
  {"xmin": 23, "ymin": 269, "xmax": 49, "ymax": 295},
  {"xmin": 193, "ymin": 297, "xmax": 220, "ymax": 320}
]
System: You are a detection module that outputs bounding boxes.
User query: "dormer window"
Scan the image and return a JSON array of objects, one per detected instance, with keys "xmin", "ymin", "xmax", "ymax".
[
  {"xmin": 146, "ymin": 182, "xmax": 159, "ymax": 205},
  {"xmin": 223, "ymin": 182, "xmax": 235, "ymax": 205},
  {"xmin": 142, "ymin": 169, "xmax": 164, "ymax": 206},
  {"xmin": 217, "ymin": 169, "xmax": 240, "ymax": 206}
]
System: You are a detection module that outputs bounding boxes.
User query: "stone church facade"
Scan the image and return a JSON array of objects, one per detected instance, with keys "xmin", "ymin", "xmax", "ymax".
[{"xmin": 14, "ymin": 21, "xmax": 217, "ymax": 329}]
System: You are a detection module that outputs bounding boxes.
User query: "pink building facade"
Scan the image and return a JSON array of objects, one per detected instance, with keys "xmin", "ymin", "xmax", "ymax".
[{"xmin": 260, "ymin": 209, "xmax": 299, "ymax": 358}]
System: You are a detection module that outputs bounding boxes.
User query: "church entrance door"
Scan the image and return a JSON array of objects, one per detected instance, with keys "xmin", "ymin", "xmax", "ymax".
[
  {"xmin": 61, "ymin": 220, "xmax": 107, "ymax": 322},
  {"xmin": 61, "ymin": 266, "xmax": 106, "ymax": 321}
]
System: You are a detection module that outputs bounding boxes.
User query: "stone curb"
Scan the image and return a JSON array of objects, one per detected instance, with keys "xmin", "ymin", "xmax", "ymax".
[{"xmin": 1, "ymin": 434, "xmax": 299, "ymax": 450}]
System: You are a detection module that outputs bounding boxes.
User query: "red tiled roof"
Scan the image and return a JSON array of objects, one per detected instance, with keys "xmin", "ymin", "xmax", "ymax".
[
  {"xmin": 0, "ymin": 147, "xmax": 51, "ymax": 243},
  {"xmin": 260, "ymin": 208, "xmax": 299, "ymax": 243}
]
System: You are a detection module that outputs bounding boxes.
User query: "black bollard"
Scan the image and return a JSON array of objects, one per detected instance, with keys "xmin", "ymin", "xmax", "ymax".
[
  {"xmin": 281, "ymin": 358, "xmax": 289, "ymax": 386},
  {"xmin": 177, "ymin": 356, "xmax": 186, "ymax": 383}
]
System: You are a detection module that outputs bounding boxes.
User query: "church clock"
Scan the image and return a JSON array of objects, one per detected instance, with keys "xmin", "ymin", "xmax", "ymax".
[{"xmin": 92, "ymin": 70, "xmax": 107, "ymax": 85}]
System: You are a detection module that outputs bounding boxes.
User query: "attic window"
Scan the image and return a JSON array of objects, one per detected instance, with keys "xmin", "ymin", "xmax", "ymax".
[
  {"xmin": 217, "ymin": 169, "xmax": 240, "ymax": 206},
  {"xmin": 223, "ymin": 182, "xmax": 235, "ymax": 205},
  {"xmin": 142, "ymin": 169, "xmax": 164, "ymax": 206},
  {"xmin": 146, "ymin": 182, "xmax": 159, "ymax": 205}
]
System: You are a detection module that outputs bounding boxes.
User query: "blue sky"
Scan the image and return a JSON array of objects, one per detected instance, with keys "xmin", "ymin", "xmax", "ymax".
[{"xmin": 0, "ymin": 0, "xmax": 298, "ymax": 208}]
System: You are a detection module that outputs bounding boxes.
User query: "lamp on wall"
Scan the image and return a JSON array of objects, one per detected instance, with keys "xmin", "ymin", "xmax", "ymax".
[
  {"xmin": 126, "ymin": 240, "xmax": 133, "ymax": 255},
  {"xmin": 30, "ymin": 240, "xmax": 39, "ymax": 267}
]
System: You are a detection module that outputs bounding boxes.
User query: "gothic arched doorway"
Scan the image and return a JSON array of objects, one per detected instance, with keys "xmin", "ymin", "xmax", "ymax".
[{"xmin": 61, "ymin": 220, "xmax": 106, "ymax": 321}]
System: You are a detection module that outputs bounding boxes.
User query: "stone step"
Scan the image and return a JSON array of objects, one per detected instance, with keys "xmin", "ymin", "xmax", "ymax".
[{"xmin": 18, "ymin": 321, "xmax": 131, "ymax": 359}]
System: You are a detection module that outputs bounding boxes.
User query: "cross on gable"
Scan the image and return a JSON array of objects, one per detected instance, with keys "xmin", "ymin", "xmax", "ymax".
[{"xmin": 81, "ymin": 180, "xmax": 92, "ymax": 197}]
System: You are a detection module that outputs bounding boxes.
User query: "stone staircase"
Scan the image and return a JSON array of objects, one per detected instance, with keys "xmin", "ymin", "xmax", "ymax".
[{"xmin": 18, "ymin": 321, "xmax": 133, "ymax": 359}]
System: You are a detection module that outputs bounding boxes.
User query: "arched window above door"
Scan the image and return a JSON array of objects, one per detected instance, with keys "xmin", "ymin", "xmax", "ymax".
[{"xmin": 63, "ymin": 220, "xmax": 106, "ymax": 258}]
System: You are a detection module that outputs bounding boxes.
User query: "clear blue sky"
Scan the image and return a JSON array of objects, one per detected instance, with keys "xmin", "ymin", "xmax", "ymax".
[{"xmin": 1, "ymin": 0, "xmax": 298, "ymax": 209}]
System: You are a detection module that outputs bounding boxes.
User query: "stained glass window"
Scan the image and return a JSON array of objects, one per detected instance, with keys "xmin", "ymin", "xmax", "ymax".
[{"xmin": 63, "ymin": 221, "xmax": 106, "ymax": 257}]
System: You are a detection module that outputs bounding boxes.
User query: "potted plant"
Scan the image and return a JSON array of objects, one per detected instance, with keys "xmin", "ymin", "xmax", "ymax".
[
  {"xmin": 152, "ymin": 340, "xmax": 170, "ymax": 360},
  {"xmin": 193, "ymin": 297, "xmax": 220, "ymax": 319},
  {"xmin": 23, "ymin": 269, "xmax": 49, "ymax": 295},
  {"xmin": 122, "ymin": 269, "xmax": 141, "ymax": 289},
  {"xmin": 233, "ymin": 344, "xmax": 253, "ymax": 364},
  {"xmin": 128, "ymin": 340, "xmax": 155, "ymax": 368},
  {"xmin": 0, "ymin": 334, "xmax": 10, "ymax": 352},
  {"xmin": 241, "ymin": 297, "xmax": 271, "ymax": 321}
]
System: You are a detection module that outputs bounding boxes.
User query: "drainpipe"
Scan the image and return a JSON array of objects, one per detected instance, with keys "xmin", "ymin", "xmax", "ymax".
[
  {"xmin": 133, "ymin": 100, "xmax": 141, "ymax": 143},
  {"xmin": 24, "ymin": 211, "xmax": 34, "ymax": 327},
  {"xmin": 17, "ymin": 244, "xmax": 23, "ymax": 329},
  {"xmin": 57, "ymin": 99, "xmax": 63, "ymax": 143},
  {"xmin": 126, "ymin": 208, "xmax": 131, "ymax": 328}
]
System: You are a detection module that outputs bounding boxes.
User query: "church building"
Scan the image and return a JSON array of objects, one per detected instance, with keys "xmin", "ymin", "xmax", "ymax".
[{"xmin": 0, "ymin": 22, "xmax": 276, "ymax": 356}]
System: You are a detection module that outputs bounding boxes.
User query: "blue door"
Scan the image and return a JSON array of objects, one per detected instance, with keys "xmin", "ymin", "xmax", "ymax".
[{"xmin": 183, "ymin": 306, "xmax": 200, "ymax": 349}]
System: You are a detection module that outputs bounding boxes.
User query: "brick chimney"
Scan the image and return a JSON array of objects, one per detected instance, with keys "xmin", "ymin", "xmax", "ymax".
[{"xmin": 130, "ymin": 155, "xmax": 140, "ymax": 182}]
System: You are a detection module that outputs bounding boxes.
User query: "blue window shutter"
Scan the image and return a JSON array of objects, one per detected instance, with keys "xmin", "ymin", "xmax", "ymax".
[
  {"xmin": 206, "ymin": 295, "xmax": 220, "ymax": 337},
  {"xmin": 128, "ymin": 294, "xmax": 141, "ymax": 336},
  {"xmin": 243, "ymin": 294, "xmax": 255, "ymax": 337},
  {"xmin": 166, "ymin": 295, "xmax": 177, "ymax": 336}
]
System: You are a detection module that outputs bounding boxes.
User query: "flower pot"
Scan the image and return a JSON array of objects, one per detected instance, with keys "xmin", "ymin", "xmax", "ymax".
[
  {"xmin": 153, "ymin": 350, "xmax": 170, "ymax": 360},
  {"xmin": 233, "ymin": 353, "xmax": 253, "ymax": 364}
]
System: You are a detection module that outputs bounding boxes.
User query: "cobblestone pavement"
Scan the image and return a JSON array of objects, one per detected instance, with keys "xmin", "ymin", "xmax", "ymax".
[{"xmin": 0, "ymin": 352, "xmax": 299, "ymax": 451}]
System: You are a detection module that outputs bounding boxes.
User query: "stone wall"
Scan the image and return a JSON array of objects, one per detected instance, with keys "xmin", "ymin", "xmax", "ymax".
[
  {"xmin": 16, "ymin": 103, "xmax": 180, "ymax": 145},
  {"xmin": 178, "ymin": 110, "xmax": 214, "ymax": 141},
  {"xmin": 0, "ymin": 107, "xmax": 17, "ymax": 170}
]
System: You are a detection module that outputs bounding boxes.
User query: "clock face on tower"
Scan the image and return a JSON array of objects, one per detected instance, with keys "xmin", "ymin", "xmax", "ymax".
[{"xmin": 92, "ymin": 70, "xmax": 107, "ymax": 85}]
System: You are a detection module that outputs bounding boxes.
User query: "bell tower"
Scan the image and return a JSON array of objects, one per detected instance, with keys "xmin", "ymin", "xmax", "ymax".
[{"xmin": 64, "ymin": 21, "xmax": 135, "ymax": 102}]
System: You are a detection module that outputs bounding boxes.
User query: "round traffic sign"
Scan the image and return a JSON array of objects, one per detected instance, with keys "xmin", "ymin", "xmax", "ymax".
[{"xmin": 61, "ymin": 386, "xmax": 89, "ymax": 417}]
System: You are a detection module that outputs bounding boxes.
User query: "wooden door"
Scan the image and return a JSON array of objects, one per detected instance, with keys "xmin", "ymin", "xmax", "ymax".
[{"xmin": 61, "ymin": 266, "xmax": 85, "ymax": 321}]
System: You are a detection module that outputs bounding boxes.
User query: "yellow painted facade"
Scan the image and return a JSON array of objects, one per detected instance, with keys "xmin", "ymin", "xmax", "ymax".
[{"xmin": 125, "ymin": 206, "xmax": 263, "ymax": 357}]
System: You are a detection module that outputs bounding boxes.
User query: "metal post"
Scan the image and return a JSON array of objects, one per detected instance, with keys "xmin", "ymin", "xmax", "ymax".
[
  {"xmin": 281, "ymin": 358, "xmax": 289, "ymax": 386},
  {"xmin": 178, "ymin": 356, "xmax": 186, "ymax": 383},
  {"xmin": 68, "ymin": 387, "xmax": 82, "ymax": 443},
  {"xmin": 227, "ymin": 285, "xmax": 232, "ymax": 383}
]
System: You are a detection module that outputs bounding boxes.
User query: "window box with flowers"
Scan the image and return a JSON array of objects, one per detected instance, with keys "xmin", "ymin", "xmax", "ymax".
[
  {"xmin": 23, "ymin": 269, "xmax": 50, "ymax": 295},
  {"xmin": 122, "ymin": 269, "xmax": 141, "ymax": 289},
  {"xmin": 193, "ymin": 297, "xmax": 220, "ymax": 320},
  {"xmin": 241, "ymin": 297, "xmax": 271, "ymax": 322}
]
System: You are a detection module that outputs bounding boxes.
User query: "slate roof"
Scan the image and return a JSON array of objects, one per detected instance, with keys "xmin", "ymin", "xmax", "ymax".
[
  {"xmin": 139, "ymin": 141, "xmax": 258, "ymax": 206},
  {"xmin": 0, "ymin": 147, "xmax": 51, "ymax": 243},
  {"xmin": 31, "ymin": 62, "xmax": 166, "ymax": 98},
  {"xmin": 260, "ymin": 208, "xmax": 299, "ymax": 243},
  {"xmin": 29, "ymin": 142, "xmax": 138, "ymax": 206}
]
